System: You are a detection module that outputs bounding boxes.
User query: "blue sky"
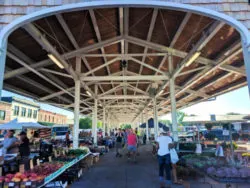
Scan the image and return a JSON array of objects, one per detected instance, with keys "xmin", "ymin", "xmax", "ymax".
[{"xmin": 2, "ymin": 86, "xmax": 250, "ymax": 120}]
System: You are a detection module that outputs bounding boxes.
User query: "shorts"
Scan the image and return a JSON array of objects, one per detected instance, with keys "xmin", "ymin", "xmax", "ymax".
[{"xmin": 127, "ymin": 145, "xmax": 137, "ymax": 152}]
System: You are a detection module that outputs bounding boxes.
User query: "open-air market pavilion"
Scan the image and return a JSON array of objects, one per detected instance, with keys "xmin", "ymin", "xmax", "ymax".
[{"xmin": 0, "ymin": 1, "xmax": 250, "ymax": 148}]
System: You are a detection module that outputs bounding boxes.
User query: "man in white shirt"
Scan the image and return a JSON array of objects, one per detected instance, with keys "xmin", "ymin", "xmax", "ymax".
[{"xmin": 156, "ymin": 127, "xmax": 173, "ymax": 188}]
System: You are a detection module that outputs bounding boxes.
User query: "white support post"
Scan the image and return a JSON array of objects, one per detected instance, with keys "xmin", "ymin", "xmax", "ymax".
[
  {"xmin": 170, "ymin": 78, "xmax": 178, "ymax": 142},
  {"xmin": 73, "ymin": 80, "xmax": 80, "ymax": 149},
  {"xmin": 242, "ymin": 39, "xmax": 250, "ymax": 95},
  {"xmin": 73, "ymin": 56, "xmax": 81, "ymax": 149},
  {"xmin": 145, "ymin": 111, "xmax": 149, "ymax": 142},
  {"xmin": 153, "ymin": 97, "xmax": 158, "ymax": 140},
  {"xmin": 91, "ymin": 112, "xmax": 95, "ymax": 137},
  {"xmin": 0, "ymin": 39, "xmax": 7, "ymax": 99},
  {"xmin": 103, "ymin": 107, "xmax": 106, "ymax": 137},
  {"xmin": 93, "ymin": 85, "xmax": 98, "ymax": 145},
  {"xmin": 141, "ymin": 112, "xmax": 144, "ymax": 124},
  {"xmin": 169, "ymin": 54, "xmax": 178, "ymax": 142}
]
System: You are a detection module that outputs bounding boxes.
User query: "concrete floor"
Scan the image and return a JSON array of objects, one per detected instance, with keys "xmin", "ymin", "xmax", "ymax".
[{"xmin": 71, "ymin": 145, "xmax": 249, "ymax": 188}]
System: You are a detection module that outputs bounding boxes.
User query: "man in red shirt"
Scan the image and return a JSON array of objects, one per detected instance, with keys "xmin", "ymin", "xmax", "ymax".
[{"xmin": 127, "ymin": 129, "xmax": 137, "ymax": 162}]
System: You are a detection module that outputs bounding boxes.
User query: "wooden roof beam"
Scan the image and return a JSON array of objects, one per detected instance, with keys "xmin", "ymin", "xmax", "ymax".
[
  {"xmin": 83, "ymin": 57, "xmax": 120, "ymax": 76},
  {"xmin": 172, "ymin": 21, "xmax": 225, "ymax": 78},
  {"xmin": 134, "ymin": 12, "xmax": 192, "ymax": 122},
  {"xmin": 5, "ymin": 66, "xmax": 73, "ymax": 104},
  {"xmin": 159, "ymin": 42, "xmax": 243, "ymax": 108},
  {"xmin": 135, "ymin": 8, "xmax": 158, "ymax": 95},
  {"xmin": 4, "ymin": 44, "xmax": 52, "ymax": 79},
  {"xmin": 89, "ymin": 9, "xmax": 115, "ymax": 92},
  {"xmin": 39, "ymin": 87, "xmax": 75, "ymax": 101},
  {"xmin": 81, "ymin": 75, "xmax": 168, "ymax": 81},
  {"xmin": 56, "ymin": 13, "xmax": 105, "ymax": 95},
  {"xmin": 99, "ymin": 95, "xmax": 150, "ymax": 100},
  {"xmin": 23, "ymin": 23, "xmax": 78, "ymax": 80}
]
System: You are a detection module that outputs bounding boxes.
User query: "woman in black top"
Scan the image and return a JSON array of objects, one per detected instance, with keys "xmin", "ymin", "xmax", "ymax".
[{"xmin": 19, "ymin": 131, "xmax": 30, "ymax": 170}]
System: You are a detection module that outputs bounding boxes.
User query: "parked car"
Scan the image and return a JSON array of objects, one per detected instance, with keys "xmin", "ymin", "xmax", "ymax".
[
  {"xmin": 204, "ymin": 128, "xmax": 237, "ymax": 140},
  {"xmin": 52, "ymin": 125, "xmax": 72, "ymax": 140}
]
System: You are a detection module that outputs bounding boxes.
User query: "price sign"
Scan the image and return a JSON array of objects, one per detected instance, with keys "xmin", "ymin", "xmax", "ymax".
[
  {"xmin": 30, "ymin": 160, "xmax": 34, "ymax": 169},
  {"xmin": 26, "ymin": 182, "xmax": 32, "ymax": 186},
  {"xmin": 9, "ymin": 182, "xmax": 14, "ymax": 187},
  {"xmin": 223, "ymin": 130, "xmax": 229, "ymax": 136}
]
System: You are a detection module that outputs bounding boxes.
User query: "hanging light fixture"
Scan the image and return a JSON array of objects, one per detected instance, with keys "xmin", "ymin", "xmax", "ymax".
[
  {"xmin": 47, "ymin": 53, "xmax": 64, "ymax": 69},
  {"xmin": 159, "ymin": 89, "xmax": 164, "ymax": 95},
  {"xmin": 86, "ymin": 91, "xmax": 92, "ymax": 96},
  {"xmin": 185, "ymin": 52, "xmax": 201, "ymax": 67}
]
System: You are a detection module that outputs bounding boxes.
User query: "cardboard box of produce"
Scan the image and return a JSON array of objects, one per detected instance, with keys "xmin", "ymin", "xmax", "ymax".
[{"xmin": 85, "ymin": 155, "xmax": 93, "ymax": 167}]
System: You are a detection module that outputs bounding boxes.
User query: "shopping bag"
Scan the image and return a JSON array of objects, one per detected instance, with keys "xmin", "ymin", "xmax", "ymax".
[{"xmin": 170, "ymin": 148, "xmax": 179, "ymax": 164}]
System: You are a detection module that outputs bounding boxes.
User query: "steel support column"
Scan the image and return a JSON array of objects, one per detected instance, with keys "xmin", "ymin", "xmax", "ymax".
[
  {"xmin": 0, "ymin": 39, "xmax": 7, "ymax": 99},
  {"xmin": 73, "ymin": 80, "xmax": 80, "ymax": 148},
  {"xmin": 242, "ymin": 39, "xmax": 250, "ymax": 95},
  {"xmin": 103, "ymin": 107, "xmax": 106, "ymax": 137},
  {"xmin": 145, "ymin": 111, "xmax": 149, "ymax": 142},
  {"xmin": 153, "ymin": 97, "xmax": 158, "ymax": 139},
  {"xmin": 170, "ymin": 78, "xmax": 178, "ymax": 141},
  {"xmin": 93, "ymin": 85, "xmax": 98, "ymax": 145}
]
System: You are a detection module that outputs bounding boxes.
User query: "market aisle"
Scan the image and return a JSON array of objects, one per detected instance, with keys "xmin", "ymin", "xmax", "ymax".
[{"xmin": 71, "ymin": 144, "xmax": 183, "ymax": 188}]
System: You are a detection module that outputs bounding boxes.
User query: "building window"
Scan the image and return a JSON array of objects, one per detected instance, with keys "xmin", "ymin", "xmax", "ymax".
[
  {"xmin": 13, "ymin": 106, "xmax": 19, "ymax": 116},
  {"xmin": 33, "ymin": 110, "xmax": 37, "ymax": 119},
  {"xmin": 0, "ymin": 110, "xmax": 5, "ymax": 120},
  {"xmin": 21, "ymin": 107, "xmax": 26, "ymax": 117},
  {"xmin": 28, "ymin": 109, "xmax": 32, "ymax": 118}
]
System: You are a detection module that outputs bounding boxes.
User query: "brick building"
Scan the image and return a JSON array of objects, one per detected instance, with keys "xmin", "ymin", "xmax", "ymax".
[
  {"xmin": 1, "ymin": 97, "xmax": 40, "ymax": 123},
  {"xmin": 38, "ymin": 109, "xmax": 67, "ymax": 125},
  {"xmin": 0, "ymin": 101, "xmax": 11, "ymax": 124}
]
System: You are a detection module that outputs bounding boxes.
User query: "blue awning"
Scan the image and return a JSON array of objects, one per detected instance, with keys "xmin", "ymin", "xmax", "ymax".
[{"xmin": 139, "ymin": 118, "xmax": 168, "ymax": 129}]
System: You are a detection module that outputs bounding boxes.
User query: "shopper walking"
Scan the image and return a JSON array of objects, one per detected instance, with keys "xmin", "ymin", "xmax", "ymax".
[
  {"xmin": 1, "ymin": 130, "xmax": 19, "ymax": 154},
  {"xmin": 115, "ymin": 128, "xmax": 123, "ymax": 157},
  {"xmin": 18, "ymin": 131, "xmax": 30, "ymax": 170},
  {"xmin": 127, "ymin": 129, "xmax": 137, "ymax": 162},
  {"xmin": 65, "ymin": 131, "xmax": 71, "ymax": 148},
  {"xmin": 156, "ymin": 128, "xmax": 173, "ymax": 188}
]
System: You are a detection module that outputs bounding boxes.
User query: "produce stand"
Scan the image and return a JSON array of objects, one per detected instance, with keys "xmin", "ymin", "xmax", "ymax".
[
  {"xmin": 181, "ymin": 154, "xmax": 250, "ymax": 184},
  {"xmin": 0, "ymin": 147, "xmax": 97, "ymax": 188},
  {"xmin": 38, "ymin": 152, "xmax": 91, "ymax": 188}
]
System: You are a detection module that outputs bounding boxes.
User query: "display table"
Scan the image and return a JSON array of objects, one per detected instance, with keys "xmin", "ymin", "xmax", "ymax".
[{"xmin": 38, "ymin": 152, "xmax": 91, "ymax": 188}]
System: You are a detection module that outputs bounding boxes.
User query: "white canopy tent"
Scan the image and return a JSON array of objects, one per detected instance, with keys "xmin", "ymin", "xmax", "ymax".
[{"xmin": 0, "ymin": 119, "xmax": 50, "ymax": 130}]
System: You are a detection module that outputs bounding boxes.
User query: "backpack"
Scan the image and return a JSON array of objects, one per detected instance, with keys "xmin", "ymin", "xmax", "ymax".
[{"xmin": 116, "ymin": 133, "xmax": 123, "ymax": 142}]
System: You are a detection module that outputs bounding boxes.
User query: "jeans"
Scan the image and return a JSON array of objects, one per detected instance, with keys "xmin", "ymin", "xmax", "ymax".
[
  {"xmin": 20, "ymin": 156, "xmax": 30, "ymax": 171},
  {"xmin": 158, "ymin": 154, "xmax": 171, "ymax": 180}
]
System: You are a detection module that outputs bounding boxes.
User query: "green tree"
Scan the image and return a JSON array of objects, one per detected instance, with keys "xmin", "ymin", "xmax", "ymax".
[
  {"xmin": 226, "ymin": 112, "xmax": 241, "ymax": 115},
  {"xmin": 121, "ymin": 124, "xmax": 132, "ymax": 129},
  {"xmin": 177, "ymin": 111, "xmax": 186, "ymax": 126},
  {"xmin": 159, "ymin": 120, "xmax": 171, "ymax": 125},
  {"xmin": 97, "ymin": 121, "xmax": 103, "ymax": 129},
  {"xmin": 79, "ymin": 117, "xmax": 92, "ymax": 129},
  {"xmin": 38, "ymin": 122, "xmax": 54, "ymax": 126}
]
